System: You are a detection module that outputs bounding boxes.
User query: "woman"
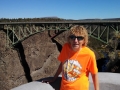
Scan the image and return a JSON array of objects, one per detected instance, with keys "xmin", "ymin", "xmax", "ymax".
[{"xmin": 43, "ymin": 25, "xmax": 99, "ymax": 90}]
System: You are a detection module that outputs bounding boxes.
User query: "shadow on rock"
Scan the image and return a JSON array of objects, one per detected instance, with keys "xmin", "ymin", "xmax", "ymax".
[{"xmin": 37, "ymin": 77, "xmax": 62, "ymax": 90}]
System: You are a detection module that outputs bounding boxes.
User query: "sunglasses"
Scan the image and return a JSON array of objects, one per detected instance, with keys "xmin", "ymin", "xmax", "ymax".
[{"xmin": 69, "ymin": 35, "xmax": 84, "ymax": 41}]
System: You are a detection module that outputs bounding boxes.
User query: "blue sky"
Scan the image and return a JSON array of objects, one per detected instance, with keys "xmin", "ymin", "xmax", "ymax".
[{"xmin": 0, "ymin": 0, "xmax": 120, "ymax": 20}]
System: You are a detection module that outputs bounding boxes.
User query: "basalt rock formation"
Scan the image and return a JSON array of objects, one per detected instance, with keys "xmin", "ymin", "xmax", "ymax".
[{"xmin": 0, "ymin": 30, "xmax": 61, "ymax": 90}]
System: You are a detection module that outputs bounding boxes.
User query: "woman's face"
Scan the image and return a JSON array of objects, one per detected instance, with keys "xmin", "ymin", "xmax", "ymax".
[{"xmin": 69, "ymin": 35, "xmax": 85, "ymax": 51}]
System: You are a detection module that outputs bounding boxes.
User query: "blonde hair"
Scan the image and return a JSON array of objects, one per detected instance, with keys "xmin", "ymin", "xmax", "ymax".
[{"xmin": 69, "ymin": 25, "xmax": 88, "ymax": 46}]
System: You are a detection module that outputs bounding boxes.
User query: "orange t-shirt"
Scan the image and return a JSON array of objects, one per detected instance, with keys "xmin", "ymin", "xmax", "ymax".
[{"xmin": 58, "ymin": 43, "xmax": 98, "ymax": 90}]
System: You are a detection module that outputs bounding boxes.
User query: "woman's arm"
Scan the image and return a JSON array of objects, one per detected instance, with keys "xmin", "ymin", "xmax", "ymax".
[
  {"xmin": 53, "ymin": 62, "xmax": 62, "ymax": 80},
  {"xmin": 91, "ymin": 73, "xmax": 99, "ymax": 90}
]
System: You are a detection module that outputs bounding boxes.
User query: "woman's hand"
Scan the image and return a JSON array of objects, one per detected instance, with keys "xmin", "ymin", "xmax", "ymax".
[{"xmin": 41, "ymin": 77, "xmax": 56, "ymax": 84}]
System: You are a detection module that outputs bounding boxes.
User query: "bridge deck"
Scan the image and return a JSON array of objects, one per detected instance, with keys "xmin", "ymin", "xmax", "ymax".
[{"xmin": 0, "ymin": 20, "xmax": 120, "ymax": 24}]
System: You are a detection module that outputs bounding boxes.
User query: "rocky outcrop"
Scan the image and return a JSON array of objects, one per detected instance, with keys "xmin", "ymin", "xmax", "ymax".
[
  {"xmin": 0, "ymin": 30, "xmax": 60, "ymax": 90},
  {"xmin": 0, "ymin": 31, "xmax": 27, "ymax": 90}
]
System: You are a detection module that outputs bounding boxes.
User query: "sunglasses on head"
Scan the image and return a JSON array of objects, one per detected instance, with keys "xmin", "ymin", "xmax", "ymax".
[{"xmin": 69, "ymin": 35, "xmax": 84, "ymax": 41}]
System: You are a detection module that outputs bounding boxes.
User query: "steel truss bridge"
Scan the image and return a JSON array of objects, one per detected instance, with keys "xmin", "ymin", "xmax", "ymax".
[{"xmin": 0, "ymin": 20, "xmax": 120, "ymax": 48}]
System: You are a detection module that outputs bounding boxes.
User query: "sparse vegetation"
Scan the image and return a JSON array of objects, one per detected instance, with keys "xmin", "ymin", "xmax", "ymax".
[
  {"xmin": 99, "ymin": 31, "xmax": 120, "ymax": 72},
  {"xmin": 0, "ymin": 17, "xmax": 66, "ymax": 22}
]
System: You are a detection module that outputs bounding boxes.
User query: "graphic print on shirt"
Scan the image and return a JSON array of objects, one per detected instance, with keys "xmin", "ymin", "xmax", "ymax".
[{"xmin": 63, "ymin": 59, "xmax": 82, "ymax": 82}]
